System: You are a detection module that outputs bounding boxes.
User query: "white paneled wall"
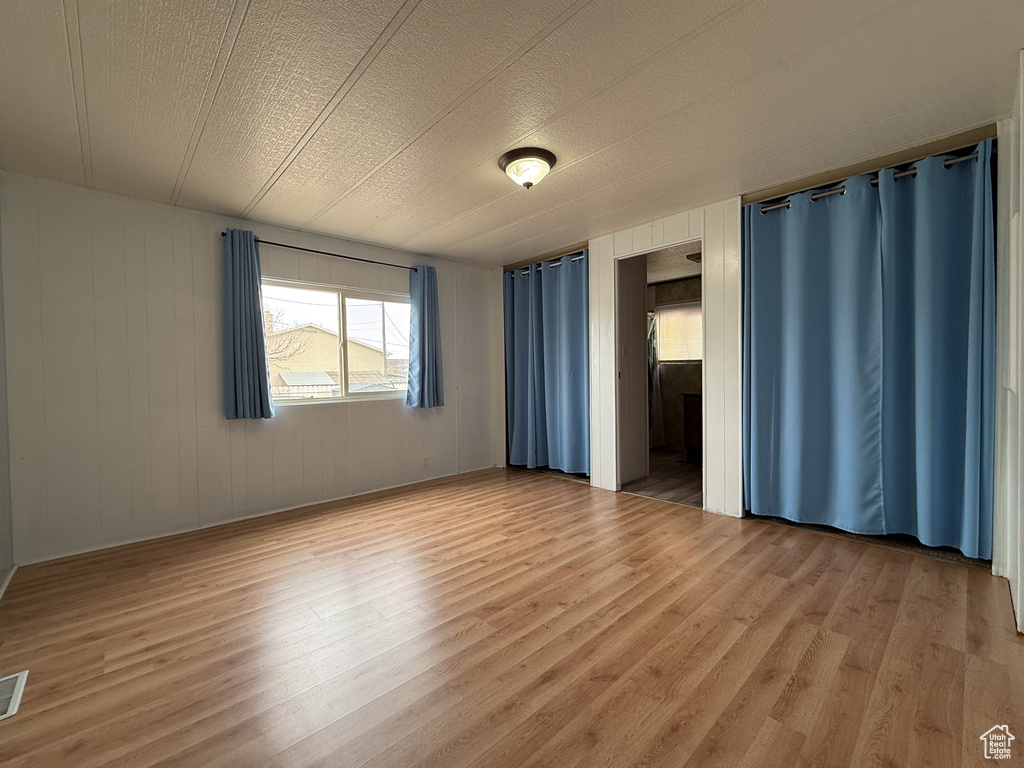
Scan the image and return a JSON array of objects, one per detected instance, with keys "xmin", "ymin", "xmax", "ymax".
[
  {"xmin": 0, "ymin": 172, "xmax": 504, "ymax": 564},
  {"xmin": 614, "ymin": 255, "xmax": 649, "ymax": 485},
  {"xmin": 994, "ymin": 53, "xmax": 1024, "ymax": 629},
  {"xmin": 702, "ymin": 200, "xmax": 744, "ymax": 518},
  {"xmin": 589, "ymin": 200, "xmax": 743, "ymax": 517},
  {"xmin": 0, "ymin": 175, "xmax": 11, "ymax": 581}
]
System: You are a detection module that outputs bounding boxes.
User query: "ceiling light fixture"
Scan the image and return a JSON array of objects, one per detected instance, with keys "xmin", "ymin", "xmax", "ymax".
[{"xmin": 498, "ymin": 147, "xmax": 557, "ymax": 189}]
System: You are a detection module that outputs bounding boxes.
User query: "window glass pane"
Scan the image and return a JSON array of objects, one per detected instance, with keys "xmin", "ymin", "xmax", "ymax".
[
  {"xmin": 657, "ymin": 302, "xmax": 702, "ymax": 361},
  {"xmin": 345, "ymin": 298, "xmax": 409, "ymax": 393},
  {"xmin": 384, "ymin": 301, "xmax": 411, "ymax": 389},
  {"xmin": 262, "ymin": 285, "xmax": 341, "ymax": 401}
]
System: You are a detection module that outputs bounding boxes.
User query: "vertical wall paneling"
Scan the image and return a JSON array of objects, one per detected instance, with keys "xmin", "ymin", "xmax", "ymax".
[
  {"xmin": 270, "ymin": 360, "xmax": 304, "ymax": 507},
  {"xmin": 588, "ymin": 199, "xmax": 743, "ymax": 517},
  {"xmin": 317, "ymin": 402, "xmax": 336, "ymax": 498},
  {"xmin": 172, "ymin": 212, "xmax": 200, "ymax": 530},
  {"xmin": 451, "ymin": 261, "xmax": 461, "ymax": 476},
  {"xmin": 1, "ymin": 177, "xmax": 47, "ymax": 560},
  {"xmin": 456, "ymin": 262, "xmax": 499, "ymax": 473},
  {"xmin": 615, "ymin": 255, "xmax": 649, "ymax": 485},
  {"xmin": 0, "ymin": 172, "xmax": 503, "ymax": 564},
  {"xmin": 191, "ymin": 214, "xmax": 233, "ymax": 525},
  {"xmin": 489, "ymin": 268, "xmax": 506, "ymax": 468},
  {"xmin": 703, "ymin": 203, "xmax": 726, "ymax": 513},
  {"xmin": 587, "ymin": 238, "xmax": 605, "ymax": 487},
  {"xmin": 590, "ymin": 234, "xmax": 618, "ymax": 489},
  {"xmin": 144, "ymin": 203, "xmax": 184, "ymax": 537},
  {"xmin": 0, "ymin": 175, "xmax": 12, "ymax": 581},
  {"xmin": 1016, "ymin": 52, "xmax": 1023, "ymax": 625},
  {"xmin": 244, "ymin": 418, "xmax": 274, "ymax": 517},
  {"xmin": 300, "ymin": 405, "xmax": 324, "ymax": 502},
  {"xmin": 92, "ymin": 191, "xmax": 135, "ymax": 540},
  {"xmin": 721, "ymin": 200, "xmax": 744, "ymax": 516},
  {"xmin": 39, "ymin": 182, "xmax": 102, "ymax": 553},
  {"xmin": 993, "ymin": 53, "xmax": 1024, "ymax": 628},
  {"xmin": 124, "ymin": 198, "xmax": 155, "ymax": 536},
  {"xmin": 331, "ymin": 404, "xmax": 350, "ymax": 500},
  {"xmin": 701, "ymin": 199, "xmax": 744, "ymax": 517}
]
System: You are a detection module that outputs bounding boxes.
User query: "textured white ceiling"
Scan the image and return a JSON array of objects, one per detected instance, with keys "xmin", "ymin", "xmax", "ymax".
[
  {"xmin": 1, "ymin": 0, "xmax": 1020, "ymax": 267},
  {"xmin": 647, "ymin": 242, "xmax": 702, "ymax": 283}
]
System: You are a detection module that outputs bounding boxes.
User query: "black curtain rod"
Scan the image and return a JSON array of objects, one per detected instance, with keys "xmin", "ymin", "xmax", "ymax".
[{"xmin": 220, "ymin": 232, "xmax": 415, "ymax": 271}]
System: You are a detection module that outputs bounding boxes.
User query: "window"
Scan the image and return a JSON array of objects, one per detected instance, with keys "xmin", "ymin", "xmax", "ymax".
[
  {"xmin": 344, "ymin": 297, "xmax": 410, "ymax": 394},
  {"xmin": 261, "ymin": 281, "xmax": 409, "ymax": 403},
  {"xmin": 656, "ymin": 301, "xmax": 702, "ymax": 361}
]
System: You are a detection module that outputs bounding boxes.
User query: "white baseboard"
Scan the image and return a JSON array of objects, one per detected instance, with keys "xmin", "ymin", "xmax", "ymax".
[{"xmin": 0, "ymin": 565, "xmax": 16, "ymax": 604}]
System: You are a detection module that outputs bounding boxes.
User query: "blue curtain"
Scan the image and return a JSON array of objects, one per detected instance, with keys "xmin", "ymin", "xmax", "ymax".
[
  {"xmin": 504, "ymin": 262, "xmax": 547, "ymax": 468},
  {"xmin": 407, "ymin": 265, "xmax": 444, "ymax": 408},
  {"xmin": 743, "ymin": 140, "xmax": 995, "ymax": 559},
  {"xmin": 743, "ymin": 176, "xmax": 885, "ymax": 533},
  {"xmin": 224, "ymin": 229, "xmax": 274, "ymax": 420},
  {"xmin": 878, "ymin": 140, "xmax": 995, "ymax": 559},
  {"xmin": 503, "ymin": 252, "xmax": 589, "ymax": 474}
]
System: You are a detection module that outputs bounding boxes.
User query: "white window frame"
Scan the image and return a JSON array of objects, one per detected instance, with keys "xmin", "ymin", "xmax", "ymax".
[{"xmin": 262, "ymin": 277, "xmax": 411, "ymax": 406}]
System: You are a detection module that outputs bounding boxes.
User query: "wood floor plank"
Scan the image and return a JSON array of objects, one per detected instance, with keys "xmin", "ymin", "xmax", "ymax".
[
  {"xmin": 498, "ymin": 576, "xmax": 763, "ymax": 768},
  {"xmin": 0, "ymin": 468, "xmax": 1019, "ymax": 768},
  {"xmin": 736, "ymin": 717, "xmax": 806, "ymax": 768},
  {"xmin": 469, "ymin": 567, "xmax": 765, "ymax": 768},
  {"xmin": 847, "ymin": 625, "xmax": 929, "ymax": 768},
  {"xmin": 134, "ymin": 617, "xmax": 489, "ymax": 768},
  {"xmin": 962, "ymin": 653, "xmax": 1024, "ymax": 766},
  {"xmin": 965, "ymin": 568, "xmax": 1019, "ymax": 664},
  {"xmin": 680, "ymin": 619, "xmax": 819, "ymax": 768},
  {"xmin": 769, "ymin": 626, "xmax": 851, "ymax": 735}
]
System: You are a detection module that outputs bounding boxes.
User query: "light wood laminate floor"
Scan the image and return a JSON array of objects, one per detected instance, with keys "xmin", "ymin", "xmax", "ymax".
[
  {"xmin": 0, "ymin": 468, "xmax": 1021, "ymax": 767},
  {"xmin": 621, "ymin": 448, "xmax": 703, "ymax": 507}
]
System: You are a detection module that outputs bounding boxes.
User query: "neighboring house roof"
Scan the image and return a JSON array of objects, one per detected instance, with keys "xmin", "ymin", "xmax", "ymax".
[
  {"xmin": 348, "ymin": 370, "xmax": 398, "ymax": 392},
  {"xmin": 386, "ymin": 359, "xmax": 408, "ymax": 377},
  {"xmin": 348, "ymin": 337, "xmax": 383, "ymax": 354},
  {"xmin": 279, "ymin": 371, "xmax": 337, "ymax": 387},
  {"xmin": 267, "ymin": 324, "xmax": 393, "ymax": 356},
  {"xmin": 267, "ymin": 323, "xmax": 336, "ymax": 337}
]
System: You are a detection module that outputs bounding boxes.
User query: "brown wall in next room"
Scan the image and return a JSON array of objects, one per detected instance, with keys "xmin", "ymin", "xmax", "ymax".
[
  {"xmin": 654, "ymin": 276, "xmax": 701, "ymax": 305},
  {"xmin": 652, "ymin": 276, "xmax": 701, "ymax": 454}
]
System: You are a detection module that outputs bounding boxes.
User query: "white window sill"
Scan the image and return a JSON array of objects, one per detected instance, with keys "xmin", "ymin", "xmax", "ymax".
[{"xmin": 274, "ymin": 392, "xmax": 407, "ymax": 407}]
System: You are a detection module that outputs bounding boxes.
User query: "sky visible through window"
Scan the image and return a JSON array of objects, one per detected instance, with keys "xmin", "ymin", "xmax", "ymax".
[
  {"xmin": 346, "ymin": 298, "xmax": 410, "ymax": 359},
  {"xmin": 263, "ymin": 284, "xmax": 338, "ymax": 334}
]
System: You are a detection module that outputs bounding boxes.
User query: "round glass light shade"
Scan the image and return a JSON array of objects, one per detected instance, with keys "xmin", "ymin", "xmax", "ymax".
[
  {"xmin": 504, "ymin": 156, "xmax": 551, "ymax": 188},
  {"xmin": 498, "ymin": 147, "xmax": 557, "ymax": 189}
]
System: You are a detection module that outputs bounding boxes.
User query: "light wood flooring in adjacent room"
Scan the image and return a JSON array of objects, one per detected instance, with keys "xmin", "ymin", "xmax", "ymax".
[
  {"xmin": 0, "ymin": 468, "xmax": 1020, "ymax": 768},
  {"xmin": 620, "ymin": 448, "xmax": 703, "ymax": 507}
]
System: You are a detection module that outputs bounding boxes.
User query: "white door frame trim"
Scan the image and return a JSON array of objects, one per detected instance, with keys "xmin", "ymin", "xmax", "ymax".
[{"xmin": 588, "ymin": 198, "xmax": 743, "ymax": 517}]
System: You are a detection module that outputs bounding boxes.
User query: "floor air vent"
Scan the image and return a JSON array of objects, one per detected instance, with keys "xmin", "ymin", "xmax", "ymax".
[{"xmin": 0, "ymin": 671, "xmax": 28, "ymax": 721}]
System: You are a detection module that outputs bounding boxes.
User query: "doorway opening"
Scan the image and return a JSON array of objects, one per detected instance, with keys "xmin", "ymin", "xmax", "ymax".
[{"xmin": 618, "ymin": 242, "xmax": 703, "ymax": 507}]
